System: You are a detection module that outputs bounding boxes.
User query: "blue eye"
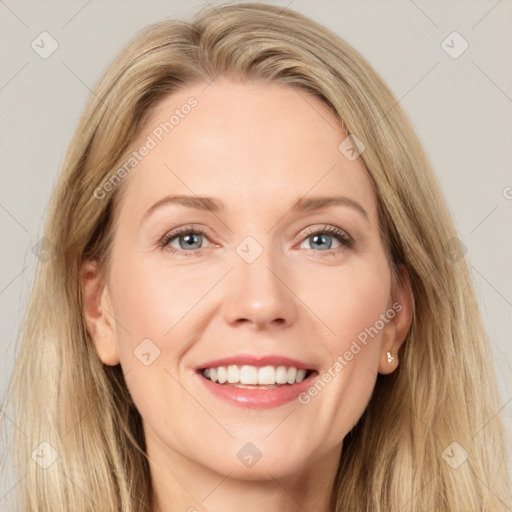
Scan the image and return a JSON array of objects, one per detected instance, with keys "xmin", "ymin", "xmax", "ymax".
[
  {"xmin": 303, "ymin": 232, "xmax": 337, "ymax": 251},
  {"xmin": 161, "ymin": 228, "xmax": 208, "ymax": 253},
  {"xmin": 299, "ymin": 225, "xmax": 354, "ymax": 253},
  {"xmin": 174, "ymin": 232, "xmax": 204, "ymax": 250},
  {"xmin": 159, "ymin": 224, "xmax": 354, "ymax": 257}
]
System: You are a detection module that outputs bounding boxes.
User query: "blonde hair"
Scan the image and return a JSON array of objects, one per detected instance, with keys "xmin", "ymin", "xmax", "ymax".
[{"xmin": 2, "ymin": 3, "xmax": 510, "ymax": 511}]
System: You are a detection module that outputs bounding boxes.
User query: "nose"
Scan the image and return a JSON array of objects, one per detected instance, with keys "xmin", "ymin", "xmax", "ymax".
[{"xmin": 222, "ymin": 247, "xmax": 298, "ymax": 330}]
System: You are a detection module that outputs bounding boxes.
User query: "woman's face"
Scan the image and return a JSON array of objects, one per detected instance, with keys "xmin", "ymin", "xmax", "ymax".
[{"xmin": 83, "ymin": 79, "xmax": 411, "ymax": 483}]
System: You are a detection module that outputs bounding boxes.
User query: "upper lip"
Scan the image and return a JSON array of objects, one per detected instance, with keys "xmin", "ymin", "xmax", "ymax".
[{"xmin": 196, "ymin": 354, "xmax": 314, "ymax": 371}]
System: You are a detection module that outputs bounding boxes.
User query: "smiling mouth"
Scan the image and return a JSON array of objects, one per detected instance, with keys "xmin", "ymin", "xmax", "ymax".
[{"xmin": 198, "ymin": 364, "xmax": 316, "ymax": 387}]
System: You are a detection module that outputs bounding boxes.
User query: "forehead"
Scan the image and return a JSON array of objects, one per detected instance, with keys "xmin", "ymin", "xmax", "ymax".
[{"xmin": 115, "ymin": 79, "xmax": 377, "ymax": 223}]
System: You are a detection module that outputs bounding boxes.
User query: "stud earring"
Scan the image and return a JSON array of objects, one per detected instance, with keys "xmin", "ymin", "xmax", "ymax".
[{"xmin": 387, "ymin": 351, "xmax": 395, "ymax": 364}]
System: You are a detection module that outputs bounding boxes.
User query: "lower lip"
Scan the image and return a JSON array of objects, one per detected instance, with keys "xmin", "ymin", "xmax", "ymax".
[{"xmin": 195, "ymin": 371, "xmax": 317, "ymax": 409}]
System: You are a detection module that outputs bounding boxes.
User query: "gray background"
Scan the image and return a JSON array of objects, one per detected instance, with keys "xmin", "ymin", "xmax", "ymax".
[{"xmin": 1, "ymin": 0, "xmax": 511, "ymax": 503}]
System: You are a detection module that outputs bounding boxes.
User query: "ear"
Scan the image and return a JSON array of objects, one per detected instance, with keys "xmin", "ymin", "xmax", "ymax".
[
  {"xmin": 80, "ymin": 260, "xmax": 120, "ymax": 366},
  {"xmin": 378, "ymin": 264, "xmax": 413, "ymax": 375}
]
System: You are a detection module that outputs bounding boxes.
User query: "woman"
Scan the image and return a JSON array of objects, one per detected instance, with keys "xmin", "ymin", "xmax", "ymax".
[{"xmin": 3, "ymin": 3, "xmax": 510, "ymax": 511}]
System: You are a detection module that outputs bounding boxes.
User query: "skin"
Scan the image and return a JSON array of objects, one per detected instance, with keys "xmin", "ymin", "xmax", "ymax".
[{"xmin": 82, "ymin": 79, "xmax": 412, "ymax": 512}]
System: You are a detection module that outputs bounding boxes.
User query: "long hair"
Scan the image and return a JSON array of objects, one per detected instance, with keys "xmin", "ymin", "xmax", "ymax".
[{"xmin": 2, "ymin": 3, "xmax": 510, "ymax": 510}]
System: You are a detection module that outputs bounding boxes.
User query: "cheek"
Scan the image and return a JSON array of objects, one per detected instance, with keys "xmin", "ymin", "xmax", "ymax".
[
  {"xmin": 296, "ymin": 254, "xmax": 391, "ymax": 355},
  {"xmin": 294, "ymin": 259, "xmax": 391, "ymax": 441},
  {"xmin": 106, "ymin": 256, "xmax": 226, "ymax": 415},
  {"xmin": 109, "ymin": 254, "xmax": 225, "ymax": 344},
  {"xmin": 107, "ymin": 260, "xmax": 196, "ymax": 444}
]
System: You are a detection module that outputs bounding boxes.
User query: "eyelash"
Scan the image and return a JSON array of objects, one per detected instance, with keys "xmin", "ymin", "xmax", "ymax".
[{"xmin": 158, "ymin": 224, "xmax": 355, "ymax": 257}]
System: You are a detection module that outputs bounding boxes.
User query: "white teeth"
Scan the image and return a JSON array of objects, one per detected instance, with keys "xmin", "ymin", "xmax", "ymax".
[
  {"xmin": 217, "ymin": 366, "xmax": 227, "ymax": 384},
  {"xmin": 275, "ymin": 366, "xmax": 288, "ymax": 384},
  {"xmin": 201, "ymin": 364, "xmax": 310, "ymax": 385},
  {"xmin": 258, "ymin": 366, "xmax": 275, "ymax": 385},
  {"xmin": 240, "ymin": 365, "xmax": 258, "ymax": 384},
  {"xmin": 227, "ymin": 365, "xmax": 239, "ymax": 383},
  {"xmin": 287, "ymin": 367, "xmax": 297, "ymax": 384},
  {"xmin": 296, "ymin": 369, "xmax": 307, "ymax": 383}
]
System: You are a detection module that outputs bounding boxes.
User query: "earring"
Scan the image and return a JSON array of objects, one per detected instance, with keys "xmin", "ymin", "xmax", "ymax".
[{"xmin": 387, "ymin": 351, "xmax": 395, "ymax": 364}]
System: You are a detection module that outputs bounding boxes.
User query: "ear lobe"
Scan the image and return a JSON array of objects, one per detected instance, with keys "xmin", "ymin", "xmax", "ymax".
[
  {"xmin": 378, "ymin": 264, "xmax": 413, "ymax": 375},
  {"xmin": 81, "ymin": 260, "xmax": 120, "ymax": 366}
]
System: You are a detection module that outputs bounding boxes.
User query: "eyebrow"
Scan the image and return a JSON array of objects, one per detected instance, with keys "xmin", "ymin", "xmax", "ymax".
[
  {"xmin": 291, "ymin": 196, "xmax": 369, "ymax": 221},
  {"xmin": 140, "ymin": 194, "xmax": 369, "ymax": 225}
]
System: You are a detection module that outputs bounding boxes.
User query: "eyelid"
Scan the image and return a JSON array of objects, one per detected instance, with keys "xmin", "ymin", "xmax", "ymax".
[
  {"xmin": 159, "ymin": 224, "xmax": 216, "ymax": 251},
  {"xmin": 159, "ymin": 223, "xmax": 355, "ymax": 255},
  {"xmin": 297, "ymin": 224, "xmax": 354, "ymax": 245}
]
